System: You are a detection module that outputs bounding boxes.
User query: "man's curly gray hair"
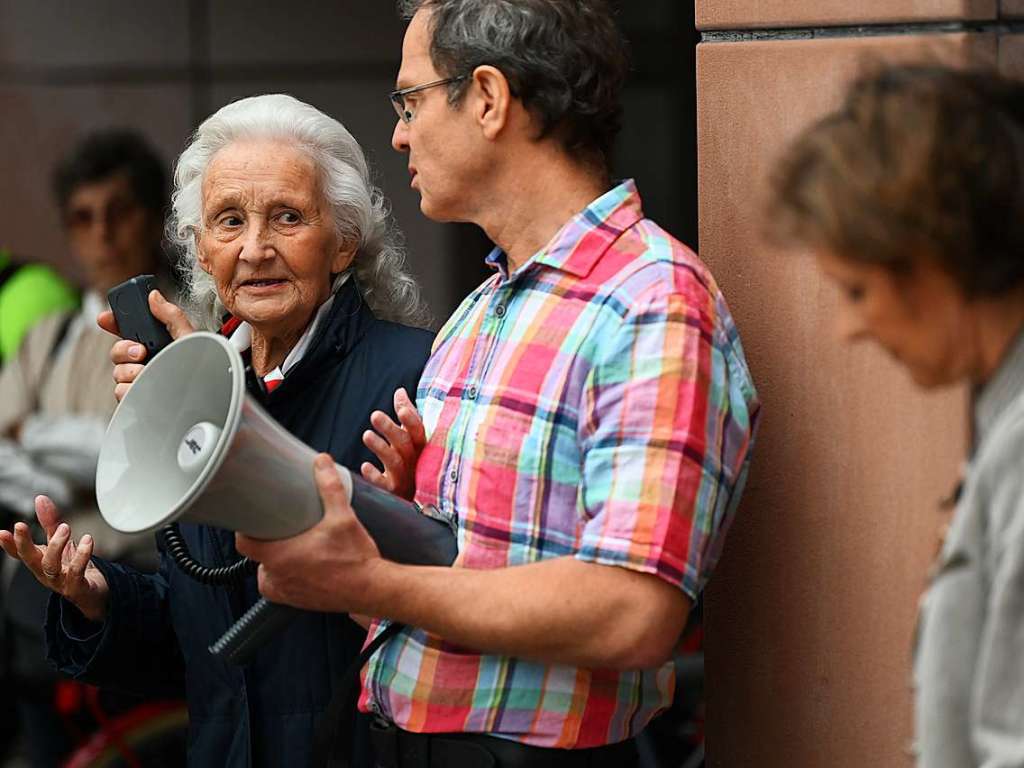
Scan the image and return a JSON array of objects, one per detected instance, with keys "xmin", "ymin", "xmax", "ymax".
[{"xmin": 167, "ymin": 93, "xmax": 431, "ymax": 329}]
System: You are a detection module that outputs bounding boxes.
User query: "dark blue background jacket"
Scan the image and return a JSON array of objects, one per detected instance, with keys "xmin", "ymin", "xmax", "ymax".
[{"xmin": 45, "ymin": 280, "xmax": 434, "ymax": 767}]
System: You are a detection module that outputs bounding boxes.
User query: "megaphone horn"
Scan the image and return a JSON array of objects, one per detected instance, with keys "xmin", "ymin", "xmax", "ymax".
[{"xmin": 97, "ymin": 332, "xmax": 456, "ymax": 559}]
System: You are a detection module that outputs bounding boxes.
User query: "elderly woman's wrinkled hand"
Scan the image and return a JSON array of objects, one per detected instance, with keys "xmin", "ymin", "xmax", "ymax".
[
  {"xmin": 360, "ymin": 388, "xmax": 425, "ymax": 501},
  {"xmin": 0, "ymin": 496, "xmax": 110, "ymax": 622},
  {"xmin": 99, "ymin": 290, "xmax": 196, "ymax": 401}
]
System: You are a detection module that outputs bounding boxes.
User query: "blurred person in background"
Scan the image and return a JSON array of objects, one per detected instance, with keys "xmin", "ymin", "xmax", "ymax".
[
  {"xmin": 767, "ymin": 65, "xmax": 1024, "ymax": 768},
  {"xmin": 0, "ymin": 130, "xmax": 173, "ymax": 526},
  {"xmin": 0, "ymin": 129, "xmax": 173, "ymax": 767},
  {"xmin": 2, "ymin": 94, "xmax": 434, "ymax": 768}
]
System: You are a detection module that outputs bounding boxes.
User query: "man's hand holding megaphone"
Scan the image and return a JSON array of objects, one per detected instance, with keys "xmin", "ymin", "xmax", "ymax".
[{"xmin": 236, "ymin": 454, "xmax": 386, "ymax": 614}]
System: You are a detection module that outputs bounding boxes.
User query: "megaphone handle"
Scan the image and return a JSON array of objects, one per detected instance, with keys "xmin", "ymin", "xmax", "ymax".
[{"xmin": 208, "ymin": 597, "xmax": 299, "ymax": 665}]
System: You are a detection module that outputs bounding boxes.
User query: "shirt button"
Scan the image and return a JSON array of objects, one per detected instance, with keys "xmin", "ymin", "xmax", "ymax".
[
  {"xmin": 467, "ymin": 385, "xmax": 478, "ymax": 400},
  {"xmin": 495, "ymin": 304, "xmax": 506, "ymax": 317},
  {"xmin": 449, "ymin": 468, "xmax": 459, "ymax": 483}
]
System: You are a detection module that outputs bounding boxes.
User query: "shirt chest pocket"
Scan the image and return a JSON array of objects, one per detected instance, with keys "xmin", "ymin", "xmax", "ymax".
[{"xmin": 468, "ymin": 407, "xmax": 534, "ymax": 515}]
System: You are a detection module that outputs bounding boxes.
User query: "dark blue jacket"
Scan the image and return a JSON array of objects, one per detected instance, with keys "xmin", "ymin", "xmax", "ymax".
[{"xmin": 45, "ymin": 280, "xmax": 434, "ymax": 767}]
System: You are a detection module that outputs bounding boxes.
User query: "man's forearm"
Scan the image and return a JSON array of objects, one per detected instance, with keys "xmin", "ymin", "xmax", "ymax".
[
  {"xmin": 358, "ymin": 556, "xmax": 690, "ymax": 670},
  {"xmin": 239, "ymin": 458, "xmax": 690, "ymax": 669}
]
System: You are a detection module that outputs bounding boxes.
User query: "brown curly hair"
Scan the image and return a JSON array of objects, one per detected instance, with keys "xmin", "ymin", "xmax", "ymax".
[{"xmin": 767, "ymin": 64, "xmax": 1024, "ymax": 298}]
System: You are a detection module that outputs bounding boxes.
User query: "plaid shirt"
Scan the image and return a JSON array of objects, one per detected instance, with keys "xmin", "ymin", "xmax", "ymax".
[{"xmin": 360, "ymin": 180, "xmax": 759, "ymax": 748}]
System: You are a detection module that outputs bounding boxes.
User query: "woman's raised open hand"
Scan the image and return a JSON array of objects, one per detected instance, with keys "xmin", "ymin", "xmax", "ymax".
[{"xmin": 0, "ymin": 495, "xmax": 110, "ymax": 622}]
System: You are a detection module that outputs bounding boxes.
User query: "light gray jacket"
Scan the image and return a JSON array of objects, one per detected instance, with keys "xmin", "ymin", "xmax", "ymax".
[{"xmin": 914, "ymin": 332, "xmax": 1024, "ymax": 767}]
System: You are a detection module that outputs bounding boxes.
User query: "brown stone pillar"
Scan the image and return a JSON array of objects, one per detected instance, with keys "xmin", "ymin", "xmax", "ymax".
[{"xmin": 695, "ymin": 3, "xmax": 1020, "ymax": 765}]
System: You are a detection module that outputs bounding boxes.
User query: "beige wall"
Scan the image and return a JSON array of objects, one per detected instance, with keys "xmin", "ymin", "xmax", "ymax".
[
  {"xmin": 697, "ymin": 0, "xmax": 996, "ymax": 29},
  {"xmin": 1004, "ymin": 0, "xmax": 1024, "ymax": 17},
  {"xmin": 694, "ymin": 4, "xmax": 1023, "ymax": 765}
]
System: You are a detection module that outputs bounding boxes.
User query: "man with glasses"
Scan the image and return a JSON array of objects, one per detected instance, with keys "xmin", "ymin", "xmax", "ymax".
[{"xmin": 240, "ymin": 2, "xmax": 760, "ymax": 766}]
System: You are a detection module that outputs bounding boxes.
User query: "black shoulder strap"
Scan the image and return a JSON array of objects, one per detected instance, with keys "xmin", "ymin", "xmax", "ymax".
[
  {"xmin": 311, "ymin": 621, "xmax": 406, "ymax": 768},
  {"xmin": 0, "ymin": 260, "xmax": 21, "ymax": 291},
  {"xmin": 49, "ymin": 313, "xmax": 75, "ymax": 361}
]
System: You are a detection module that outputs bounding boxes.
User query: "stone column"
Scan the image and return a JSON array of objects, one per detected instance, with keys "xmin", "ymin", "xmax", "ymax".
[{"xmin": 695, "ymin": 2, "xmax": 1022, "ymax": 765}]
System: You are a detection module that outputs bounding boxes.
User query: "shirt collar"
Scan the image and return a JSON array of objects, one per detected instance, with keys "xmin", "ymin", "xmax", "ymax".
[
  {"xmin": 485, "ymin": 179, "xmax": 645, "ymax": 280},
  {"xmin": 974, "ymin": 326, "xmax": 1024, "ymax": 448}
]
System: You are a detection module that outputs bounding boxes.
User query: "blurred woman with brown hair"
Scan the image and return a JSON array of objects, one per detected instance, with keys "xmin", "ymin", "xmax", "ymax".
[{"xmin": 767, "ymin": 65, "xmax": 1024, "ymax": 767}]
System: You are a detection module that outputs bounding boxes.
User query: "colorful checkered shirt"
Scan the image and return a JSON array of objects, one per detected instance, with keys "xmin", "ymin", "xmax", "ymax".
[{"xmin": 359, "ymin": 180, "xmax": 759, "ymax": 747}]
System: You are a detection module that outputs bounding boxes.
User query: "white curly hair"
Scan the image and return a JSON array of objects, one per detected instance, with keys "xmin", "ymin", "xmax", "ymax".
[{"xmin": 166, "ymin": 93, "xmax": 431, "ymax": 329}]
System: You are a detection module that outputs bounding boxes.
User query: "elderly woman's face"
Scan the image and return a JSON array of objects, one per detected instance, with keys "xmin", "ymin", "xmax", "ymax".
[{"xmin": 197, "ymin": 139, "xmax": 354, "ymax": 332}]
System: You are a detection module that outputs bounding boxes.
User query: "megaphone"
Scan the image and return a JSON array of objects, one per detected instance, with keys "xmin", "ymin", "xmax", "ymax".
[
  {"xmin": 95, "ymin": 331, "xmax": 457, "ymax": 661},
  {"xmin": 97, "ymin": 331, "xmax": 455, "ymax": 556}
]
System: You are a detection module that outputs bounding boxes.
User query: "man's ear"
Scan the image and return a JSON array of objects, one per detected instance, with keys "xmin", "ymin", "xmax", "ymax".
[{"xmin": 471, "ymin": 65, "xmax": 512, "ymax": 140}]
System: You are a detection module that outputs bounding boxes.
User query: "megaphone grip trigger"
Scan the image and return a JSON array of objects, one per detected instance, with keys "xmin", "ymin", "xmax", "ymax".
[{"xmin": 209, "ymin": 597, "xmax": 300, "ymax": 665}]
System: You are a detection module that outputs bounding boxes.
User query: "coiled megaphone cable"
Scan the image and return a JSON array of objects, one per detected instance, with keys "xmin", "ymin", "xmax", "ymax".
[{"xmin": 161, "ymin": 523, "xmax": 256, "ymax": 586}]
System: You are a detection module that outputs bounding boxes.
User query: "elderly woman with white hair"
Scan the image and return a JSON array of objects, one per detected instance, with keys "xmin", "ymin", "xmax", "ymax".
[{"xmin": 0, "ymin": 94, "xmax": 434, "ymax": 767}]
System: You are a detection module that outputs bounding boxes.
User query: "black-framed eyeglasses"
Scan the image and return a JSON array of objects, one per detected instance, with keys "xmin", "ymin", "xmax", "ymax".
[{"xmin": 389, "ymin": 76, "xmax": 468, "ymax": 124}]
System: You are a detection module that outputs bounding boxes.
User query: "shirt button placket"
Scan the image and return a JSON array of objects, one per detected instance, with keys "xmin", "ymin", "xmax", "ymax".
[{"xmin": 448, "ymin": 287, "xmax": 504, "ymax": 501}]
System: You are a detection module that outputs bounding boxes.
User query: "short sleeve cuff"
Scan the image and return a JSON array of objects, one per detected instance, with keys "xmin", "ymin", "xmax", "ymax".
[{"xmin": 574, "ymin": 541, "xmax": 701, "ymax": 601}]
